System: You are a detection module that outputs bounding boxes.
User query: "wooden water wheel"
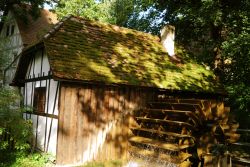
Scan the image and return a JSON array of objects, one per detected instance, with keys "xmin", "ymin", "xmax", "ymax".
[{"xmin": 129, "ymin": 94, "xmax": 240, "ymax": 166}]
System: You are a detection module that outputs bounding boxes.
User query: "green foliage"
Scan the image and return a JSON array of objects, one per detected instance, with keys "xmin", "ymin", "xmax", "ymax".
[
  {"xmin": 115, "ymin": 0, "xmax": 250, "ymax": 128},
  {"xmin": 222, "ymin": 32, "xmax": 250, "ymax": 128},
  {"xmin": 119, "ymin": 0, "xmax": 250, "ymax": 63},
  {"xmin": 0, "ymin": 87, "xmax": 32, "ymax": 151},
  {"xmin": 0, "ymin": 150, "xmax": 54, "ymax": 167},
  {"xmin": 81, "ymin": 160, "xmax": 124, "ymax": 167},
  {"xmin": 0, "ymin": 0, "xmax": 56, "ymax": 23},
  {"xmin": 54, "ymin": 0, "xmax": 117, "ymax": 24}
]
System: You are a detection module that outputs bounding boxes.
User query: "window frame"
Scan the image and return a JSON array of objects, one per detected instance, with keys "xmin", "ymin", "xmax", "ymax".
[
  {"xmin": 11, "ymin": 25, "xmax": 15, "ymax": 35},
  {"xmin": 33, "ymin": 87, "xmax": 46, "ymax": 113},
  {"xmin": 6, "ymin": 25, "xmax": 10, "ymax": 37}
]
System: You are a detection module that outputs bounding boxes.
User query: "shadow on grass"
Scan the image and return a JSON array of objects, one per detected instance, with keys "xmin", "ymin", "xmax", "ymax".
[
  {"xmin": 80, "ymin": 159, "xmax": 124, "ymax": 167},
  {"xmin": 0, "ymin": 150, "xmax": 53, "ymax": 167}
]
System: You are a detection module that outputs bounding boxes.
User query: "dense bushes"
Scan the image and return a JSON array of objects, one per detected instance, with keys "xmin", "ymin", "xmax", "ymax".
[{"xmin": 0, "ymin": 87, "xmax": 32, "ymax": 151}]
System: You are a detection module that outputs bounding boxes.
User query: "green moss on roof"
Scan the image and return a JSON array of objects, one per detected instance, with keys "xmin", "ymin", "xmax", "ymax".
[{"xmin": 44, "ymin": 16, "xmax": 221, "ymax": 92}]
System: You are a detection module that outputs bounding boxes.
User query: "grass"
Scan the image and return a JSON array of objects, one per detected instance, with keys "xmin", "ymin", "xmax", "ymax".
[
  {"xmin": 0, "ymin": 150, "xmax": 54, "ymax": 167},
  {"xmin": 80, "ymin": 160, "xmax": 124, "ymax": 167},
  {"xmin": 0, "ymin": 150, "xmax": 125, "ymax": 167}
]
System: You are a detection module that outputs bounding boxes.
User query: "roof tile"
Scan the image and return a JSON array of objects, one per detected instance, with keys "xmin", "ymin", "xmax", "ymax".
[{"xmin": 42, "ymin": 16, "xmax": 221, "ymax": 92}]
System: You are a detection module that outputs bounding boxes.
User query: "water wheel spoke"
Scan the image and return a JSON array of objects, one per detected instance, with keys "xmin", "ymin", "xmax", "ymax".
[
  {"xmin": 129, "ymin": 136, "xmax": 194, "ymax": 152},
  {"xmin": 135, "ymin": 117, "xmax": 197, "ymax": 131},
  {"xmin": 130, "ymin": 96, "xmax": 239, "ymax": 166},
  {"xmin": 143, "ymin": 108, "xmax": 201, "ymax": 126},
  {"xmin": 130, "ymin": 127, "xmax": 196, "ymax": 140}
]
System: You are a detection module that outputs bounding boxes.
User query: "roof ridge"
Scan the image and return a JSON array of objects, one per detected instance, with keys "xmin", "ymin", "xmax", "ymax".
[
  {"xmin": 69, "ymin": 15, "xmax": 160, "ymax": 40},
  {"xmin": 43, "ymin": 15, "xmax": 73, "ymax": 40}
]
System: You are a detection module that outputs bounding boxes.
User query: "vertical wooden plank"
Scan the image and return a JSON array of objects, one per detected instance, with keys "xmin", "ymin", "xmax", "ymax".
[
  {"xmin": 77, "ymin": 87, "xmax": 89, "ymax": 163},
  {"xmin": 63, "ymin": 86, "xmax": 71, "ymax": 165},
  {"xmin": 102, "ymin": 86, "xmax": 109, "ymax": 161},
  {"xmin": 56, "ymin": 86, "xmax": 65, "ymax": 164},
  {"xmin": 84, "ymin": 86, "xmax": 92, "ymax": 162},
  {"xmin": 119, "ymin": 87, "xmax": 127, "ymax": 160},
  {"xmin": 58, "ymin": 86, "xmax": 72, "ymax": 165},
  {"xmin": 113, "ymin": 87, "xmax": 119, "ymax": 119},
  {"xmin": 94, "ymin": 86, "xmax": 103, "ymax": 161},
  {"xmin": 75, "ymin": 87, "xmax": 82, "ymax": 163},
  {"xmin": 56, "ymin": 85, "xmax": 66, "ymax": 164},
  {"xmin": 124, "ymin": 87, "xmax": 130, "ymax": 160},
  {"xmin": 90, "ymin": 86, "xmax": 98, "ymax": 160},
  {"xmin": 108, "ymin": 87, "xmax": 113, "ymax": 160},
  {"xmin": 108, "ymin": 87, "xmax": 115, "ymax": 159},
  {"xmin": 97, "ymin": 86, "xmax": 106, "ymax": 162},
  {"xmin": 113, "ymin": 87, "xmax": 119, "ymax": 160},
  {"xmin": 70, "ymin": 86, "xmax": 78, "ymax": 164}
]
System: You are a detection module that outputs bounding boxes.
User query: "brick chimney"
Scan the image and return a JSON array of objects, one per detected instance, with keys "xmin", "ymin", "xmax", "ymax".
[{"xmin": 160, "ymin": 25, "xmax": 175, "ymax": 56}]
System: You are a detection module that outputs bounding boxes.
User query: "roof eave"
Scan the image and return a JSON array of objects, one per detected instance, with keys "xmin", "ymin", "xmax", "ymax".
[
  {"xmin": 11, "ymin": 42, "xmax": 44, "ymax": 87},
  {"xmin": 53, "ymin": 76, "xmax": 227, "ymax": 97}
]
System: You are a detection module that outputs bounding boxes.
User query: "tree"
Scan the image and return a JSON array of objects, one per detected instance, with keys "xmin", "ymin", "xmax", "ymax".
[
  {"xmin": 117, "ymin": 0, "xmax": 250, "ymax": 127},
  {"xmin": 54, "ymin": 0, "xmax": 117, "ymax": 24},
  {"xmin": 120, "ymin": 0, "xmax": 249, "ymax": 63},
  {"xmin": 222, "ymin": 30, "xmax": 250, "ymax": 128},
  {"xmin": 0, "ymin": 0, "xmax": 56, "ymax": 22}
]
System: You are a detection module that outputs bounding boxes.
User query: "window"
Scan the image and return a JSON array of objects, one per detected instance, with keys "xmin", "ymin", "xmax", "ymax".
[
  {"xmin": 11, "ymin": 25, "xmax": 15, "ymax": 35},
  {"xmin": 33, "ymin": 87, "xmax": 46, "ymax": 113},
  {"xmin": 5, "ymin": 25, "xmax": 15, "ymax": 37},
  {"xmin": 6, "ymin": 25, "xmax": 10, "ymax": 37}
]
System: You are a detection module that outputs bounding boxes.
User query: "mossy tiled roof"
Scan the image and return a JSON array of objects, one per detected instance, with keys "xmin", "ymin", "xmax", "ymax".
[
  {"xmin": 16, "ymin": 16, "xmax": 223, "ymax": 92},
  {"xmin": 13, "ymin": 4, "xmax": 58, "ymax": 46}
]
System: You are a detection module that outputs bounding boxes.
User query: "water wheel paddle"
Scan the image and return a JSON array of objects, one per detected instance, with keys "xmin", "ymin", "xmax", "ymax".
[{"xmin": 129, "ymin": 95, "xmax": 240, "ymax": 166}]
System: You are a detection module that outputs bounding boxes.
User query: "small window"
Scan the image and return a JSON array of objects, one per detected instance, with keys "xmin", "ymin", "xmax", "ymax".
[
  {"xmin": 33, "ymin": 87, "xmax": 46, "ymax": 113},
  {"xmin": 6, "ymin": 25, "xmax": 10, "ymax": 37},
  {"xmin": 11, "ymin": 25, "xmax": 15, "ymax": 35}
]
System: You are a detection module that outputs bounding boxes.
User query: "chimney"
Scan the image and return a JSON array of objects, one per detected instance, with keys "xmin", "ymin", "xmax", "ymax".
[{"xmin": 160, "ymin": 25, "xmax": 175, "ymax": 56}]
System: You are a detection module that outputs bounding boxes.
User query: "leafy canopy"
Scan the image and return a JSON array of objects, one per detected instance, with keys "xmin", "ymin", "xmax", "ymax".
[
  {"xmin": 0, "ymin": 0, "xmax": 56, "ymax": 22},
  {"xmin": 54, "ymin": 0, "xmax": 117, "ymax": 24},
  {"xmin": 117, "ymin": 0, "xmax": 250, "ymax": 127}
]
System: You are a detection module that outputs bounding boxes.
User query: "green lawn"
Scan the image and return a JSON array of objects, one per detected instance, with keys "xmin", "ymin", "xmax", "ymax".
[
  {"xmin": 80, "ymin": 160, "xmax": 124, "ymax": 167},
  {"xmin": 0, "ymin": 150, "xmax": 54, "ymax": 167},
  {"xmin": 0, "ymin": 150, "xmax": 125, "ymax": 167}
]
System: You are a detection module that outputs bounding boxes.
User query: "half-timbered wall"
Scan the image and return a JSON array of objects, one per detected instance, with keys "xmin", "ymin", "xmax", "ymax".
[
  {"xmin": 23, "ymin": 49, "xmax": 59, "ymax": 155},
  {"xmin": 57, "ymin": 83, "xmax": 155, "ymax": 165},
  {"xmin": 0, "ymin": 11, "xmax": 24, "ymax": 85}
]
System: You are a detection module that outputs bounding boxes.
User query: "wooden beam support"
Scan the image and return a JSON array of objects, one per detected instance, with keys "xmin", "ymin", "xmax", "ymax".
[{"xmin": 26, "ymin": 112, "xmax": 58, "ymax": 119}]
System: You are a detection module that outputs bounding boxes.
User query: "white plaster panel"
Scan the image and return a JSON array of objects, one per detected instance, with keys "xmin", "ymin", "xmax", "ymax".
[
  {"xmin": 30, "ymin": 114, "xmax": 38, "ymax": 143},
  {"xmin": 35, "ymin": 80, "xmax": 46, "ymax": 88},
  {"xmin": 46, "ymin": 80, "xmax": 59, "ymax": 115},
  {"xmin": 46, "ymin": 118, "xmax": 58, "ymax": 155},
  {"xmin": 42, "ymin": 52, "xmax": 50, "ymax": 74},
  {"xmin": 33, "ymin": 51, "xmax": 42, "ymax": 77},
  {"xmin": 25, "ymin": 58, "xmax": 33, "ymax": 79},
  {"xmin": 25, "ymin": 82, "xmax": 34, "ymax": 107},
  {"xmin": 37, "ymin": 115, "xmax": 46, "ymax": 151}
]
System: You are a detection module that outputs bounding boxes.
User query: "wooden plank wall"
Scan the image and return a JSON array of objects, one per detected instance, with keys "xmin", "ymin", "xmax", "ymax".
[{"xmin": 57, "ymin": 83, "xmax": 154, "ymax": 165}]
